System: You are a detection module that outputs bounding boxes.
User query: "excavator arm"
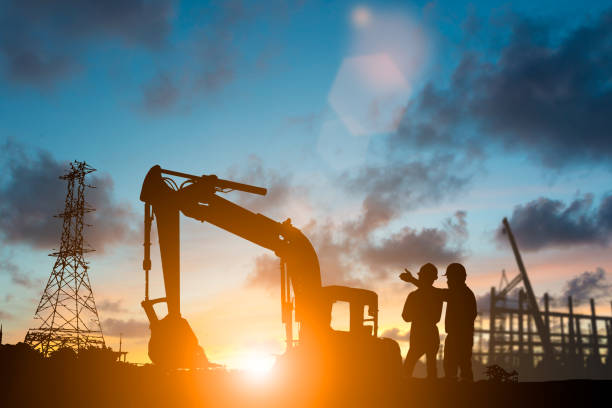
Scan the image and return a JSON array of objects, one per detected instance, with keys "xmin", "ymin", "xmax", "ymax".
[{"xmin": 139, "ymin": 165, "xmax": 327, "ymax": 367}]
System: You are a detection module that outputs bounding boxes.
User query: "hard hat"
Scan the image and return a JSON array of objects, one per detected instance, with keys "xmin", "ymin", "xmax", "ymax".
[
  {"xmin": 444, "ymin": 263, "xmax": 467, "ymax": 279},
  {"xmin": 418, "ymin": 263, "xmax": 438, "ymax": 279}
]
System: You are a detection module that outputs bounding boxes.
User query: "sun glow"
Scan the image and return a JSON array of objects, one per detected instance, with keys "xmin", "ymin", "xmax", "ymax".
[{"xmin": 240, "ymin": 353, "xmax": 277, "ymax": 377}]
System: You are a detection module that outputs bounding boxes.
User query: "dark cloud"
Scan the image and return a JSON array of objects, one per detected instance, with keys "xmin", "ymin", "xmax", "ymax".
[
  {"xmin": 142, "ymin": 72, "xmax": 179, "ymax": 114},
  {"xmin": 3, "ymin": 52, "xmax": 77, "ymax": 87},
  {"xmin": 469, "ymin": 11, "xmax": 612, "ymax": 168},
  {"xmin": 141, "ymin": 1, "xmax": 307, "ymax": 114},
  {"xmin": 0, "ymin": 258, "xmax": 35, "ymax": 289},
  {"xmin": 361, "ymin": 226, "xmax": 464, "ymax": 274},
  {"xmin": 232, "ymin": 156, "xmax": 467, "ymax": 285},
  {"xmin": 497, "ymin": 194, "xmax": 612, "ymax": 251},
  {"xmin": 0, "ymin": 141, "xmax": 137, "ymax": 253},
  {"xmin": 328, "ymin": 149, "xmax": 471, "ymax": 280},
  {"xmin": 558, "ymin": 267, "xmax": 612, "ymax": 306},
  {"xmin": 461, "ymin": 6, "xmax": 482, "ymax": 37},
  {"xmin": 394, "ymin": 8, "xmax": 612, "ymax": 169},
  {"xmin": 343, "ymin": 156, "xmax": 472, "ymax": 219},
  {"xmin": 244, "ymin": 213, "xmax": 464, "ymax": 286},
  {"xmin": 97, "ymin": 299, "xmax": 127, "ymax": 313},
  {"xmin": 86, "ymin": 173, "xmax": 139, "ymax": 252},
  {"xmin": 342, "ymin": 196, "xmax": 397, "ymax": 240},
  {"xmin": 335, "ymin": 158, "xmax": 473, "ymax": 275},
  {"xmin": 477, "ymin": 268, "xmax": 612, "ymax": 313},
  {"xmin": 304, "ymin": 220, "xmax": 362, "ymax": 287},
  {"xmin": 101, "ymin": 318, "xmax": 149, "ymax": 338},
  {"xmin": 0, "ymin": 0, "xmax": 174, "ymax": 86},
  {"xmin": 381, "ymin": 327, "xmax": 410, "ymax": 342}
]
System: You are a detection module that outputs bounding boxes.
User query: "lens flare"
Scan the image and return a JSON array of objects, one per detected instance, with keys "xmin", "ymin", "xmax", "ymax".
[{"xmin": 351, "ymin": 6, "xmax": 372, "ymax": 27}]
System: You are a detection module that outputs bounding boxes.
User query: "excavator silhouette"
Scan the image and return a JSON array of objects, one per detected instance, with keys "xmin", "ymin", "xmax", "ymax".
[{"xmin": 139, "ymin": 165, "xmax": 402, "ymax": 390}]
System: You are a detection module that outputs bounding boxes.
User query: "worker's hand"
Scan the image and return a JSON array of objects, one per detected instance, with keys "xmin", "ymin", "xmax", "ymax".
[{"xmin": 399, "ymin": 269, "xmax": 416, "ymax": 283}]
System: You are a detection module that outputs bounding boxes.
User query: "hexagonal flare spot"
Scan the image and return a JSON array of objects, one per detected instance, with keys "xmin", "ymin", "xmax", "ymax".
[{"xmin": 328, "ymin": 53, "xmax": 411, "ymax": 136}]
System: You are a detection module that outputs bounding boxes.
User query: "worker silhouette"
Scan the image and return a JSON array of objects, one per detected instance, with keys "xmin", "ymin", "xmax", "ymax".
[
  {"xmin": 401, "ymin": 263, "xmax": 477, "ymax": 381},
  {"xmin": 402, "ymin": 263, "xmax": 443, "ymax": 379}
]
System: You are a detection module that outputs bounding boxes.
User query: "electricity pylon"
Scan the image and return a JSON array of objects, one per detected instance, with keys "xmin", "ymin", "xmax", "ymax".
[{"xmin": 24, "ymin": 161, "xmax": 105, "ymax": 356}]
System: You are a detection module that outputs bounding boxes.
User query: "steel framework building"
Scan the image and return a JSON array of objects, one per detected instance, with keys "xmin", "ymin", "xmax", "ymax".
[{"xmin": 471, "ymin": 218, "xmax": 612, "ymax": 379}]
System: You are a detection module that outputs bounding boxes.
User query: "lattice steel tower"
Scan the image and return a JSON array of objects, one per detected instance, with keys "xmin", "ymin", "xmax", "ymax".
[{"xmin": 24, "ymin": 161, "xmax": 105, "ymax": 356}]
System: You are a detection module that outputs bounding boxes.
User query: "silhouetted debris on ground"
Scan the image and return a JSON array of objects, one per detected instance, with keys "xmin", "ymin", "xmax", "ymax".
[{"xmin": 1, "ymin": 343, "xmax": 610, "ymax": 408}]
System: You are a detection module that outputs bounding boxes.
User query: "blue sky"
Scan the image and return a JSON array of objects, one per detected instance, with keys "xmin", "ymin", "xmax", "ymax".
[{"xmin": 1, "ymin": 0, "xmax": 612, "ymax": 366}]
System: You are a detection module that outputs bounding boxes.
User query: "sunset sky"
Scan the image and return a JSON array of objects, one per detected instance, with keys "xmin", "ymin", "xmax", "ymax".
[{"xmin": 1, "ymin": 0, "xmax": 612, "ymax": 369}]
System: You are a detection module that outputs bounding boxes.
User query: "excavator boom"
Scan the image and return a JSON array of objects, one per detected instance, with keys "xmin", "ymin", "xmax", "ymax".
[
  {"xmin": 139, "ymin": 165, "xmax": 402, "ymax": 379},
  {"xmin": 139, "ymin": 166, "xmax": 325, "ymax": 367}
]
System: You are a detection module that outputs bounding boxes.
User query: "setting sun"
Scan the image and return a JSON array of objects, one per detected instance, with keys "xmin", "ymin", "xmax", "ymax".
[{"xmin": 239, "ymin": 353, "xmax": 277, "ymax": 376}]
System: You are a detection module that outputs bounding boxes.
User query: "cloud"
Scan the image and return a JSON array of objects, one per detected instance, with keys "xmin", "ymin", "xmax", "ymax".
[
  {"xmin": 0, "ymin": 0, "xmax": 175, "ymax": 86},
  {"xmin": 360, "ymin": 226, "xmax": 464, "ymax": 274},
  {"xmin": 225, "ymin": 155, "xmax": 298, "ymax": 216},
  {"xmin": 334, "ymin": 157, "xmax": 473, "ymax": 275},
  {"xmin": 0, "ymin": 258, "xmax": 35, "ymax": 289},
  {"xmin": 0, "ymin": 310, "xmax": 13, "ymax": 320},
  {"xmin": 101, "ymin": 318, "xmax": 149, "ymax": 338},
  {"xmin": 0, "ymin": 141, "xmax": 137, "ymax": 253},
  {"xmin": 343, "ymin": 156, "xmax": 472, "ymax": 218},
  {"xmin": 558, "ymin": 267, "xmax": 612, "ymax": 306},
  {"xmin": 140, "ymin": 1, "xmax": 307, "ymax": 114},
  {"xmin": 142, "ymin": 72, "xmax": 179, "ymax": 114},
  {"xmin": 443, "ymin": 210, "xmax": 468, "ymax": 243},
  {"xmin": 246, "ymin": 221, "xmax": 362, "ymax": 289},
  {"xmin": 232, "ymin": 155, "xmax": 468, "ymax": 286},
  {"xmin": 342, "ymin": 196, "xmax": 398, "ymax": 240},
  {"xmin": 381, "ymin": 327, "xmax": 410, "ymax": 342},
  {"xmin": 97, "ymin": 299, "xmax": 127, "ymax": 313},
  {"xmin": 475, "ymin": 288, "xmax": 520, "ymax": 316},
  {"xmin": 394, "ymin": 8, "xmax": 612, "ymax": 169},
  {"xmin": 497, "ymin": 194, "xmax": 612, "ymax": 251},
  {"xmin": 245, "ymin": 254, "xmax": 279, "ymax": 290},
  {"xmin": 477, "ymin": 268, "xmax": 612, "ymax": 313},
  {"xmin": 304, "ymin": 220, "xmax": 362, "ymax": 286},
  {"xmin": 86, "ymin": 173, "xmax": 139, "ymax": 252}
]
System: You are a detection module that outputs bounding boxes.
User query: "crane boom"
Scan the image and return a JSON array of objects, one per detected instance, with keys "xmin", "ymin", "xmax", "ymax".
[
  {"xmin": 498, "ymin": 270, "xmax": 523, "ymax": 299},
  {"xmin": 502, "ymin": 217, "xmax": 554, "ymax": 359}
]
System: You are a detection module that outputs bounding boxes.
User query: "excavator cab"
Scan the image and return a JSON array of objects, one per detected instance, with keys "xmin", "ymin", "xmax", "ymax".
[
  {"xmin": 323, "ymin": 286, "xmax": 378, "ymax": 337},
  {"xmin": 279, "ymin": 285, "xmax": 403, "ymax": 402}
]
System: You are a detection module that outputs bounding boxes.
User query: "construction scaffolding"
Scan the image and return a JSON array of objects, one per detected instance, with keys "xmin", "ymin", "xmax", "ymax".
[
  {"xmin": 471, "ymin": 218, "xmax": 612, "ymax": 379},
  {"xmin": 24, "ymin": 161, "xmax": 105, "ymax": 356},
  {"xmin": 473, "ymin": 292, "xmax": 612, "ymax": 378}
]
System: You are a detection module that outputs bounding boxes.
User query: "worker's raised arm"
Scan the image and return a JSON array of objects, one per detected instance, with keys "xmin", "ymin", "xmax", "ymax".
[
  {"xmin": 400, "ymin": 269, "xmax": 449, "ymax": 300},
  {"xmin": 399, "ymin": 269, "xmax": 418, "ymax": 285}
]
